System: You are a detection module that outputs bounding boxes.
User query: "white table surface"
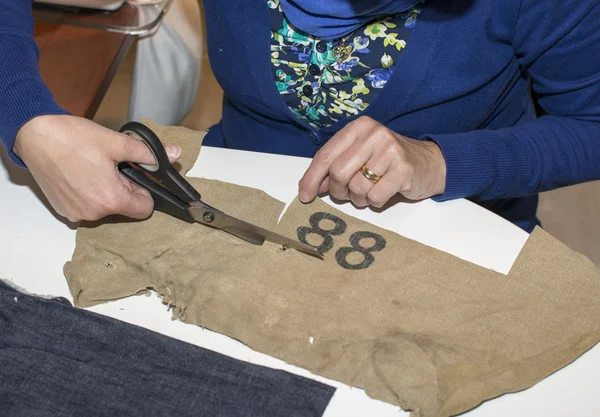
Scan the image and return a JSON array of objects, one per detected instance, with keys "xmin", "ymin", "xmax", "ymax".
[{"xmin": 1, "ymin": 145, "xmax": 598, "ymax": 417}]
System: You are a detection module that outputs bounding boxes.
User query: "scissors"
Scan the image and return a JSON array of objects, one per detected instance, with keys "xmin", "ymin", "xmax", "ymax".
[{"xmin": 117, "ymin": 122, "xmax": 323, "ymax": 259}]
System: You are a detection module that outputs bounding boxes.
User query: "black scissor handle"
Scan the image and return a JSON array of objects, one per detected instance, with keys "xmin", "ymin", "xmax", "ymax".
[
  {"xmin": 118, "ymin": 121, "xmax": 200, "ymax": 203},
  {"xmin": 118, "ymin": 161, "xmax": 195, "ymax": 223}
]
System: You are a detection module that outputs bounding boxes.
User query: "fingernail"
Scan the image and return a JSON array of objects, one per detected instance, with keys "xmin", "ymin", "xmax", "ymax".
[
  {"xmin": 298, "ymin": 191, "xmax": 310, "ymax": 203},
  {"xmin": 165, "ymin": 144, "xmax": 182, "ymax": 160}
]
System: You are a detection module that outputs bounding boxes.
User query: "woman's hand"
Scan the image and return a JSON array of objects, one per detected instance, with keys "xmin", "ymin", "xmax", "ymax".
[
  {"xmin": 298, "ymin": 116, "xmax": 446, "ymax": 207},
  {"xmin": 13, "ymin": 115, "xmax": 181, "ymax": 222}
]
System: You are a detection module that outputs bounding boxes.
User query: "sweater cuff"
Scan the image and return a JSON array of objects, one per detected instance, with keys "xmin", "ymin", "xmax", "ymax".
[
  {"xmin": 421, "ymin": 128, "xmax": 531, "ymax": 202},
  {"xmin": 0, "ymin": 34, "xmax": 69, "ymax": 167}
]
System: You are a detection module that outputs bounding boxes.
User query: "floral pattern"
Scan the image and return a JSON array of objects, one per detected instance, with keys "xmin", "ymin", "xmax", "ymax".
[{"xmin": 269, "ymin": 0, "xmax": 422, "ymax": 128}]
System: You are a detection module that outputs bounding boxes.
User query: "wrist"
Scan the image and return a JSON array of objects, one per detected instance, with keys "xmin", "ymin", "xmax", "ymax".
[
  {"xmin": 12, "ymin": 128, "xmax": 29, "ymax": 160},
  {"xmin": 424, "ymin": 140, "xmax": 447, "ymax": 195},
  {"xmin": 13, "ymin": 115, "xmax": 60, "ymax": 160}
]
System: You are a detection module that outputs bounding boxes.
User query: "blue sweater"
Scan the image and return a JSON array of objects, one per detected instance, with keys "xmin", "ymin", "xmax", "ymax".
[{"xmin": 2, "ymin": 0, "xmax": 600, "ymax": 232}]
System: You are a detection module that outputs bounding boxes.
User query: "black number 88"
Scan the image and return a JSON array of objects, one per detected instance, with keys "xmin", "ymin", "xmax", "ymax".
[{"xmin": 296, "ymin": 212, "xmax": 386, "ymax": 270}]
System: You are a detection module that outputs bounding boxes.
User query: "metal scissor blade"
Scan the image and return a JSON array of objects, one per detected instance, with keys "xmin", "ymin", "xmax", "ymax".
[{"xmin": 188, "ymin": 204, "xmax": 324, "ymax": 259}]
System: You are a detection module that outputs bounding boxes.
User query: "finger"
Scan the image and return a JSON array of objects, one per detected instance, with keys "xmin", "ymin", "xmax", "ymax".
[
  {"xmin": 367, "ymin": 174, "xmax": 404, "ymax": 208},
  {"xmin": 348, "ymin": 172, "xmax": 370, "ymax": 207},
  {"xmin": 327, "ymin": 135, "xmax": 382, "ymax": 201},
  {"xmin": 349, "ymin": 152, "xmax": 393, "ymax": 207},
  {"xmin": 115, "ymin": 182, "xmax": 155, "ymax": 219},
  {"xmin": 298, "ymin": 177, "xmax": 331, "ymax": 203},
  {"xmin": 298, "ymin": 117, "xmax": 377, "ymax": 202},
  {"xmin": 117, "ymin": 171, "xmax": 149, "ymax": 196},
  {"xmin": 318, "ymin": 176, "xmax": 330, "ymax": 195}
]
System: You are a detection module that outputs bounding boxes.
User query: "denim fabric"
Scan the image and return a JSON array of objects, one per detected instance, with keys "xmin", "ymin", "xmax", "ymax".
[{"xmin": 0, "ymin": 280, "xmax": 334, "ymax": 417}]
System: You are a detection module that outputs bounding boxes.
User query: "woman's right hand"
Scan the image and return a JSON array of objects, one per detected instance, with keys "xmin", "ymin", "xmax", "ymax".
[{"xmin": 13, "ymin": 115, "xmax": 181, "ymax": 222}]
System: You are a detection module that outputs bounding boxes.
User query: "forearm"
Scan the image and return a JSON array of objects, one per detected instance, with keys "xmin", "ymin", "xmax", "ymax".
[
  {"xmin": 0, "ymin": 0, "xmax": 67, "ymax": 166},
  {"xmin": 426, "ymin": 115, "xmax": 600, "ymax": 201}
]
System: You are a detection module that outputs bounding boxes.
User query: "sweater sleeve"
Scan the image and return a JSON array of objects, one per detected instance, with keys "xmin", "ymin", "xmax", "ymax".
[
  {"xmin": 424, "ymin": 0, "xmax": 600, "ymax": 201},
  {"xmin": 0, "ymin": 0, "xmax": 68, "ymax": 166}
]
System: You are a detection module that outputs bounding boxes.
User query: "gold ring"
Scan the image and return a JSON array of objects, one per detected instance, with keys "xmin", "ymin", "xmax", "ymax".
[{"xmin": 360, "ymin": 164, "xmax": 382, "ymax": 184}]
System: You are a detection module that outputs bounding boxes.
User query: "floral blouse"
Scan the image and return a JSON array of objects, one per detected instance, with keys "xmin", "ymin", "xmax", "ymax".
[{"xmin": 268, "ymin": 0, "xmax": 423, "ymax": 129}]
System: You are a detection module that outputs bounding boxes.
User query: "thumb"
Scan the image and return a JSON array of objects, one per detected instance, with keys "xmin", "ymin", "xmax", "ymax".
[
  {"xmin": 164, "ymin": 143, "xmax": 182, "ymax": 164},
  {"xmin": 113, "ymin": 133, "xmax": 156, "ymax": 165},
  {"xmin": 113, "ymin": 133, "xmax": 181, "ymax": 165}
]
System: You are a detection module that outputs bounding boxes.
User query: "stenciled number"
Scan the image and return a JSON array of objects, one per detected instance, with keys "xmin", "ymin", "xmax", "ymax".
[
  {"xmin": 297, "ymin": 212, "xmax": 387, "ymax": 270},
  {"xmin": 335, "ymin": 231, "xmax": 387, "ymax": 270},
  {"xmin": 297, "ymin": 212, "xmax": 347, "ymax": 254}
]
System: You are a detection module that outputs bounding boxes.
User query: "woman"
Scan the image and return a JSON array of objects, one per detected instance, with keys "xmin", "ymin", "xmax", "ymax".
[{"xmin": 1, "ymin": 0, "xmax": 599, "ymax": 233}]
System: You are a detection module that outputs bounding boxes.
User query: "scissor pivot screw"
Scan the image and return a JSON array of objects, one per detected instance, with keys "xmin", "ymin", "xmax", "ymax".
[{"xmin": 203, "ymin": 212, "xmax": 215, "ymax": 223}]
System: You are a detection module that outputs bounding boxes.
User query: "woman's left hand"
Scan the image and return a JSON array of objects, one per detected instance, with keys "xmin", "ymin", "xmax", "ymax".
[{"xmin": 298, "ymin": 116, "xmax": 447, "ymax": 208}]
